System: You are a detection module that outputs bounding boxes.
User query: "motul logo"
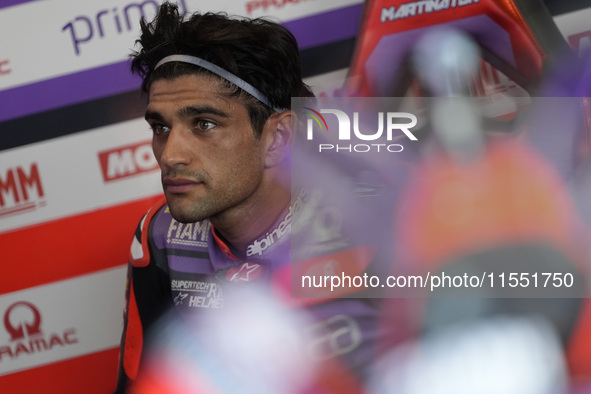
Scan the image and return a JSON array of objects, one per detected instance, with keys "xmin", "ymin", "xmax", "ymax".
[
  {"xmin": 98, "ymin": 141, "xmax": 158, "ymax": 182},
  {"xmin": 0, "ymin": 163, "xmax": 46, "ymax": 218}
]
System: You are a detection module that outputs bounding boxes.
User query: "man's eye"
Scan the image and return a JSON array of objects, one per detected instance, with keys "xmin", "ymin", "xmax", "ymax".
[
  {"xmin": 151, "ymin": 124, "xmax": 171, "ymax": 136},
  {"xmin": 194, "ymin": 119, "xmax": 217, "ymax": 131}
]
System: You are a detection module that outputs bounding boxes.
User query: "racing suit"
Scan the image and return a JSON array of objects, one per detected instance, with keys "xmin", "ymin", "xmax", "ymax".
[{"xmin": 114, "ymin": 186, "xmax": 397, "ymax": 393}]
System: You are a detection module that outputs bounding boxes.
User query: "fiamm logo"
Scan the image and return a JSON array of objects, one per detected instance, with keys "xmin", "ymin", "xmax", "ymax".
[
  {"xmin": 0, "ymin": 163, "xmax": 46, "ymax": 219},
  {"xmin": 0, "ymin": 301, "xmax": 78, "ymax": 362},
  {"xmin": 304, "ymin": 107, "xmax": 418, "ymax": 153}
]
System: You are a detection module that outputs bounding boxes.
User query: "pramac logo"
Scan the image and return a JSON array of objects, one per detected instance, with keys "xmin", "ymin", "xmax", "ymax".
[
  {"xmin": 0, "ymin": 301, "xmax": 78, "ymax": 362},
  {"xmin": 304, "ymin": 106, "xmax": 418, "ymax": 153},
  {"xmin": 4, "ymin": 302, "xmax": 42, "ymax": 341}
]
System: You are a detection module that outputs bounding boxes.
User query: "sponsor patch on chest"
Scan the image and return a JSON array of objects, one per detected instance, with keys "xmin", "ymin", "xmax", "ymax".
[{"xmin": 171, "ymin": 279, "xmax": 223, "ymax": 309}]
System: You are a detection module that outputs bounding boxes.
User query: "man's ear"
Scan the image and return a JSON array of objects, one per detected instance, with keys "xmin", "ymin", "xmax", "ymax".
[{"xmin": 265, "ymin": 110, "xmax": 292, "ymax": 168}]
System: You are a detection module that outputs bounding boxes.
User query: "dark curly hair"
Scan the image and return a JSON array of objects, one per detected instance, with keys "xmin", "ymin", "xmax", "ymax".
[{"xmin": 130, "ymin": 2, "xmax": 314, "ymax": 136}]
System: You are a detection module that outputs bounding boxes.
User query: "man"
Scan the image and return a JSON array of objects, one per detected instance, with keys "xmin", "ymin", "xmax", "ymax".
[{"xmin": 115, "ymin": 3, "xmax": 388, "ymax": 393}]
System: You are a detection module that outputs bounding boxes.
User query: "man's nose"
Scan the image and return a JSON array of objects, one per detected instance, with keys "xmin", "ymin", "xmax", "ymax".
[{"xmin": 159, "ymin": 128, "xmax": 192, "ymax": 168}]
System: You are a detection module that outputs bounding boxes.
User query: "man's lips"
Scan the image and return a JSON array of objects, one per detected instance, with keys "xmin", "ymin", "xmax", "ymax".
[{"xmin": 163, "ymin": 178, "xmax": 201, "ymax": 194}]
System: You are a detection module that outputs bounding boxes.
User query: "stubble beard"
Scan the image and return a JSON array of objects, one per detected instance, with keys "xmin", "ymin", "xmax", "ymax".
[
  {"xmin": 167, "ymin": 185, "xmax": 256, "ymax": 225},
  {"xmin": 162, "ymin": 168, "xmax": 213, "ymax": 223},
  {"xmin": 162, "ymin": 141, "xmax": 265, "ymax": 225},
  {"xmin": 167, "ymin": 194, "xmax": 213, "ymax": 223},
  {"xmin": 163, "ymin": 171, "xmax": 260, "ymax": 225}
]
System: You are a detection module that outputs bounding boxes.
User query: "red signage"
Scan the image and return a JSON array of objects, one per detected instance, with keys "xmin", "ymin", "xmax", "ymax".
[
  {"xmin": 0, "ymin": 163, "xmax": 45, "ymax": 218},
  {"xmin": 1, "ymin": 301, "xmax": 78, "ymax": 362},
  {"xmin": 98, "ymin": 141, "xmax": 158, "ymax": 182}
]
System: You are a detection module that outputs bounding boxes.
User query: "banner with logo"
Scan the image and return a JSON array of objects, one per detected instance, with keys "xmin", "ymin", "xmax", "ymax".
[
  {"xmin": 1, "ymin": 0, "xmax": 591, "ymax": 392},
  {"xmin": 0, "ymin": 0, "xmax": 364, "ymax": 392}
]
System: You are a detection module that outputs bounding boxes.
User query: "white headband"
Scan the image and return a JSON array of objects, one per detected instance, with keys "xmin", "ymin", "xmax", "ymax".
[{"xmin": 155, "ymin": 54, "xmax": 286, "ymax": 113}]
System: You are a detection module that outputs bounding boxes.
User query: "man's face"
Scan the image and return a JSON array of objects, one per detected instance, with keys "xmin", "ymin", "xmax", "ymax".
[{"xmin": 146, "ymin": 74, "xmax": 267, "ymax": 223}]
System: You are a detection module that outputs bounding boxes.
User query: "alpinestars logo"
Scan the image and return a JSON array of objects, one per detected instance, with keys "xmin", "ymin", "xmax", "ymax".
[
  {"xmin": 0, "ymin": 301, "xmax": 78, "ymax": 362},
  {"xmin": 305, "ymin": 108, "xmax": 418, "ymax": 153},
  {"xmin": 226, "ymin": 263, "xmax": 262, "ymax": 283},
  {"xmin": 246, "ymin": 208, "xmax": 292, "ymax": 257}
]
